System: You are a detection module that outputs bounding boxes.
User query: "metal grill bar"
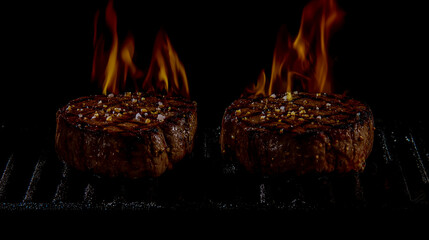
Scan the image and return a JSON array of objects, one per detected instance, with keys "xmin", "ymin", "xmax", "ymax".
[
  {"xmin": 405, "ymin": 132, "xmax": 429, "ymax": 184},
  {"xmin": 0, "ymin": 154, "xmax": 15, "ymax": 201},
  {"xmin": 378, "ymin": 127, "xmax": 393, "ymax": 164},
  {"xmin": 23, "ymin": 155, "xmax": 47, "ymax": 202},
  {"xmin": 83, "ymin": 183, "xmax": 96, "ymax": 204},
  {"xmin": 0, "ymin": 120, "xmax": 428, "ymax": 212},
  {"xmin": 52, "ymin": 163, "xmax": 72, "ymax": 203}
]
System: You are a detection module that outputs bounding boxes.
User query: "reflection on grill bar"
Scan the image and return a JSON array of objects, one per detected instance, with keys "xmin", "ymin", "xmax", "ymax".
[
  {"xmin": 378, "ymin": 128, "xmax": 393, "ymax": 164},
  {"xmin": 0, "ymin": 154, "xmax": 15, "ymax": 201},
  {"xmin": 52, "ymin": 163, "xmax": 71, "ymax": 203},
  {"xmin": 406, "ymin": 132, "xmax": 429, "ymax": 184},
  {"xmin": 0, "ymin": 120, "xmax": 428, "ymax": 213},
  {"xmin": 83, "ymin": 183, "xmax": 95, "ymax": 203},
  {"xmin": 23, "ymin": 155, "xmax": 47, "ymax": 202}
]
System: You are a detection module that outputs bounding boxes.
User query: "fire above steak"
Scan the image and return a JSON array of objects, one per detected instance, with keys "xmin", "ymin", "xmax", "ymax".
[
  {"xmin": 220, "ymin": 92, "xmax": 374, "ymax": 175},
  {"xmin": 55, "ymin": 92, "xmax": 197, "ymax": 178}
]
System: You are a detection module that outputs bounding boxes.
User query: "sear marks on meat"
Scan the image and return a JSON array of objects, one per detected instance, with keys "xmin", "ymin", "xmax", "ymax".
[
  {"xmin": 220, "ymin": 92, "xmax": 374, "ymax": 175},
  {"xmin": 55, "ymin": 92, "xmax": 197, "ymax": 178}
]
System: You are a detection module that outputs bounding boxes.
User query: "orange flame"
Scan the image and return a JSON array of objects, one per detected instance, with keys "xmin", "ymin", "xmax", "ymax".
[
  {"xmin": 246, "ymin": 0, "xmax": 344, "ymax": 97},
  {"xmin": 91, "ymin": 1, "xmax": 188, "ymax": 99},
  {"xmin": 92, "ymin": 0, "xmax": 143, "ymax": 95},
  {"xmin": 142, "ymin": 30, "xmax": 190, "ymax": 99},
  {"xmin": 244, "ymin": 70, "xmax": 267, "ymax": 96}
]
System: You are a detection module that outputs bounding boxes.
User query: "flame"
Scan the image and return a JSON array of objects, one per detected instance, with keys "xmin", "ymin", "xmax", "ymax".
[
  {"xmin": 244, "ymin": 70, "xmax": 267, "ymax": 97},
  {"xmin": 92, "ymin": 0, "xmax": 143, "ymax": 95},
  {"xmin": 245, "ymin": 0, "xmax": 344, "ymax": 97},
  {"xmin": 91, "ymin": 1, "xmax": 188, "ymax": 99},
  {"xmin": 142, "ymin": 30, "xmax": 190, "ymax": 99}
]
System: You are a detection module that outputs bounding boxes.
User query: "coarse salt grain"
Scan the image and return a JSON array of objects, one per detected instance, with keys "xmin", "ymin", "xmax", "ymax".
[
  {"xmin": 157, "ymin": 114, "xmax": 166, "ymax": 122},
  {"xmin": 92, "ymin": 112, "xmax": 99, "ymax": 119},
  {"xmin": 135, "ymin": 113, "xmax": 142, "ymax": 120}
]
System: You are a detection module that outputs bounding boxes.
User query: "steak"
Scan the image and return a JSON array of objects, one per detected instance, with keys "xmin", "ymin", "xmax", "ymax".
[
  {"xmin": 55, "ymin": 92, "xmax": 197, "ymax": 178},
  {"xmin": 220, "ymin": 92, "xmax": 374, "ymax": 175}
]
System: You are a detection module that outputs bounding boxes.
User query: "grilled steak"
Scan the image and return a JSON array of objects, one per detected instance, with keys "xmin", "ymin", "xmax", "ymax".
[
  {"xmin": 220, "ymin": 92, "xmax": 374, "ymax": 175},
  {"xmin": 55, "ymin": 92, "xmax": 197, "ymax": 178}
]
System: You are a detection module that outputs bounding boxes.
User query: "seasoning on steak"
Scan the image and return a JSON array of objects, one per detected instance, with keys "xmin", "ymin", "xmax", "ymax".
[
  {"xmin": 220, "ymin": 91, "xmax": 374, "ymax": 175},
  {"xmin": 55, "ymin": 92, "xmax": 197, "ymax": 178}
]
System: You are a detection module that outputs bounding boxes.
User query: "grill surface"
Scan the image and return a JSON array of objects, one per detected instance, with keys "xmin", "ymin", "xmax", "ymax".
[{"xmin": 0, "ymin": 118, "xmax": 428, "ymax": 215}]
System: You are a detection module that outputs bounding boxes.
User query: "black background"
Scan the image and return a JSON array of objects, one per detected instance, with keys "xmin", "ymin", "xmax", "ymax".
[{"xmin": 1, "ymin": 0, "xmax": 428, "ymax": 129}]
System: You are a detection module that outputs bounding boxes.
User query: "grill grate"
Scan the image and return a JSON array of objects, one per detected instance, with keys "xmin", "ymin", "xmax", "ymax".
[{"xmin": 0, "ymin": 119, "xmax": 428, "ymax": 213}]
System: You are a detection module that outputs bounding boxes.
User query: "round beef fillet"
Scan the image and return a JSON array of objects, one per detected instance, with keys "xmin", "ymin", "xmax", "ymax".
[
  {"xmin": 55, "ymin": 92, "xmax": 197, "ymax": 178},
  {"xmin": 220, "ymin": 92, "xmax": 374, "ymax": 175}
]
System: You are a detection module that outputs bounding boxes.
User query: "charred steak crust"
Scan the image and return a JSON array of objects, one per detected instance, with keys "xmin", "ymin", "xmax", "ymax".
[
  {"xmin": 55, "ymin": 92, "xmax": 197, "ymax": 178},
  {"xmin": 220, "ymin": 92, "xmax": 374, "ymax": 175}
]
